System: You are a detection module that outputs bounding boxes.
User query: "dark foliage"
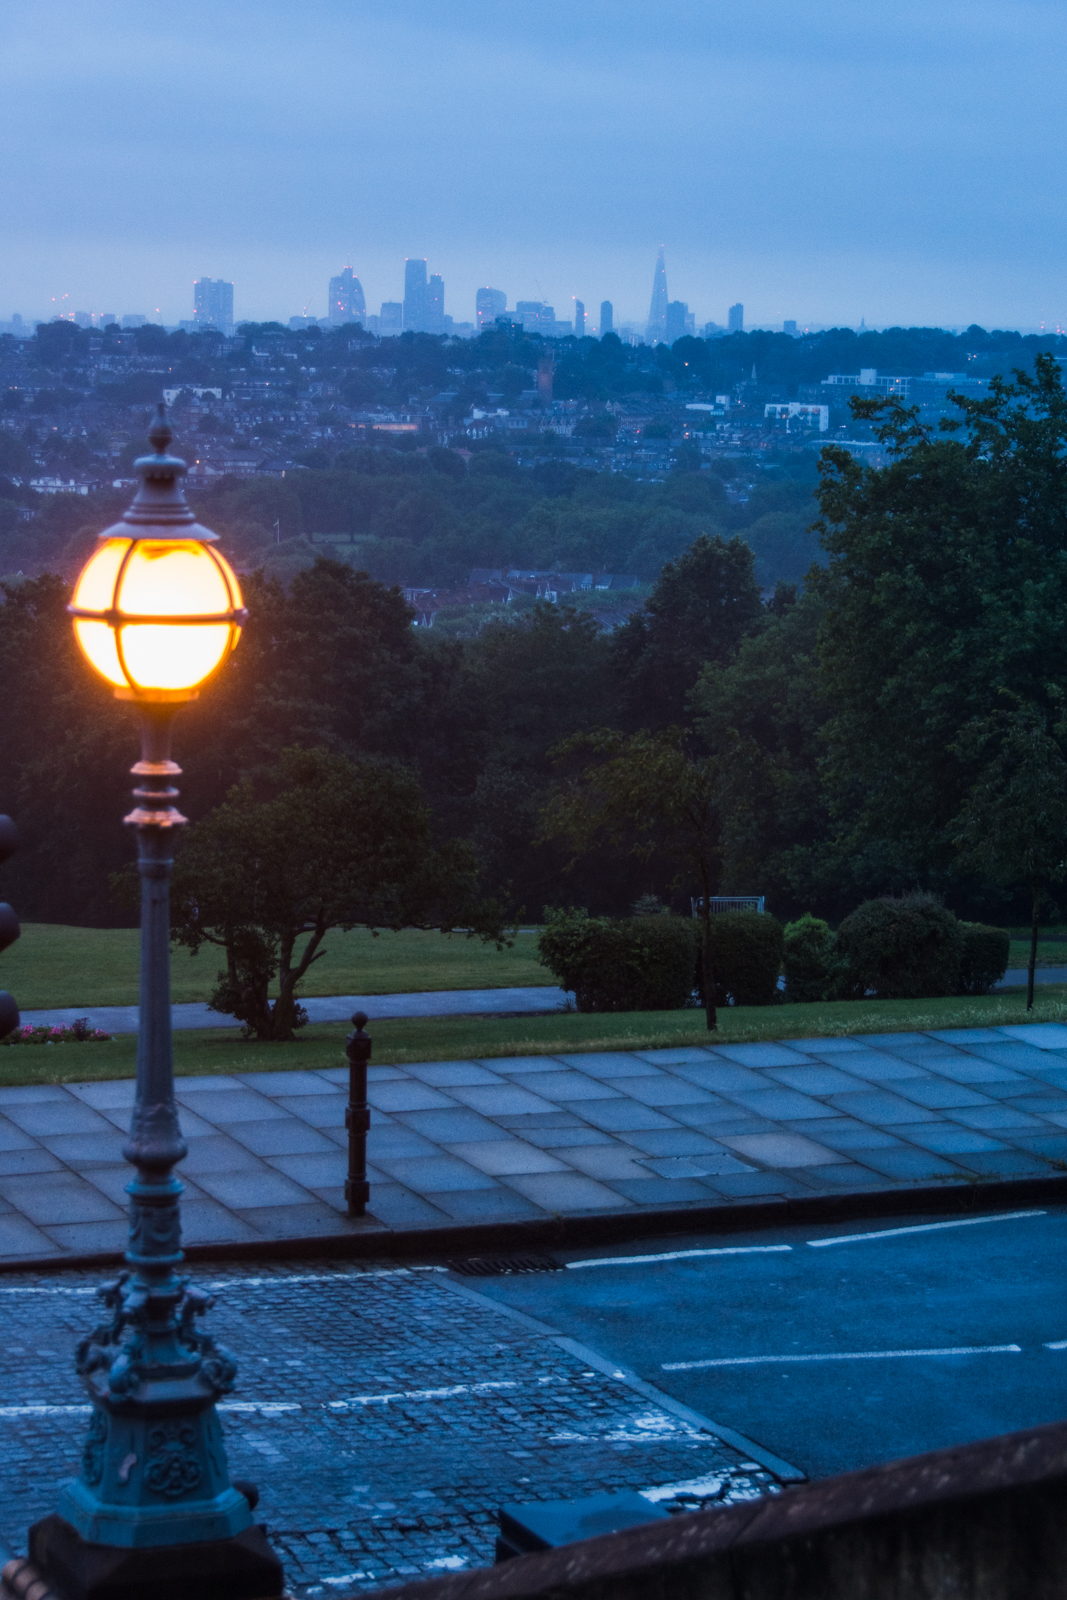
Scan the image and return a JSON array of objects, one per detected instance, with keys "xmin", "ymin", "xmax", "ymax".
[
  {"xmin": 537, "ymin": 908, "xmax": 699, "ymax": 1012},
  {"xmin": 704, "ymin": 911, "xmax": 784, "ymax": 1007},
  {"xmin": 836, "ymin": 893, "xmax": 963, "ymax": 1000}
]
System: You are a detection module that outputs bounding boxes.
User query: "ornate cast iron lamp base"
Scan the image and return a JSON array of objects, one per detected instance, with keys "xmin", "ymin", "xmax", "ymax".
[{"xmin": 27, "ymin": 1518, "xmax": 281, "ymax": 1600}]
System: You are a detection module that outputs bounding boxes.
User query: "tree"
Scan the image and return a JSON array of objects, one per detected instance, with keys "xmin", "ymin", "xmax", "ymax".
[
  {"xmin": 951, "ymin": 700, "xmax": 1067, "ymax": 1009},
  {"xmin": 812, "ymin": 355, "xmax": 1067, "ymax": 892},
  {"xmin": 538, "ymin": 729, "xmax": 721, "ymax": 1029},
  {"xmin": 170, "ymin": 746, "xmax": 505, "ymax": 1040},
  {"xmin": 611, "ymin": 534, "xmax": 764, "ymax": 729}
]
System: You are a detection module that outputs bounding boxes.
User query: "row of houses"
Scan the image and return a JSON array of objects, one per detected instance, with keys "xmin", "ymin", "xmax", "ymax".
[{"xmin": 402, "ymin": 568, "xmax": 641, "ymax": 626}]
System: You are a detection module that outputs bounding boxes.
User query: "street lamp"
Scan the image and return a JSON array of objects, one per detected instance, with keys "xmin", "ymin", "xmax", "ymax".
[{"xmin": 30, "ymin": 409, "xmax": 283, "ymax": 1600}]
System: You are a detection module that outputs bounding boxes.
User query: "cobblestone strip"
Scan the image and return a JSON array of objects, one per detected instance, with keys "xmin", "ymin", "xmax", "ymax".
[{"xmin": 0, "ymin": 1262, "xmax": 780, "ymax": 1595}]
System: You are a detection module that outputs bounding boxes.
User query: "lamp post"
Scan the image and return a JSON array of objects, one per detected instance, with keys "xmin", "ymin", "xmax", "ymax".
[{"xmin": 30, "ymin": 409, "xmax": 284, "ymax": 1600}]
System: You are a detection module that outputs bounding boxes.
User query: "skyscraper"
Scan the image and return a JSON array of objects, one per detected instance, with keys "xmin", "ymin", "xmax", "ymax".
[
  {"xmin": 664, "ymin": 301, "xmax": 688, "ymax": 344},
  {"xmin": 573, "ymin": 299, "xmax": 586, "ymax": 339},
  {"xmin": 193, "ymin": 278, "xmax": 234, "ymax": 332},
  {"xmin": 426, "ymin": 273, "xmax": 445, "ymax": 333},
  {"xmin": 328, "ymin": 266, "xmax": 366, "ymax": 326},
  {"xmin": 600, "ymin": 300, "xmax": 613, "ymax": 336},
  {"xmin": 728, "ymin": 303, "xmax": 744, "ymax": 334},
  {"xmin": 647, "ymin": 248, "xmax": 668, "ymax": 342},
  {"xmin": 476, "ymin": 287, "xmax": 507, "ymax": 329},
  {"xmin": 404, "ymin": 259, "xmax": 427, "ymax": 331}
]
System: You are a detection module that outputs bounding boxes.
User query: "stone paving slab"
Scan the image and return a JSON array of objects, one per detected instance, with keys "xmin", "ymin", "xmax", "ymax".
[{"xmin": 4, "ymin": 1022, "xmax": 1067, "ymax": 1264}]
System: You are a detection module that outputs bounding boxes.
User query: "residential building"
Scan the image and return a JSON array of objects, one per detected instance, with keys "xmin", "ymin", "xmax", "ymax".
[
  {"xmin": 728, "ymin": 303, "xmax": 744, "ymax": 334},
  {"xmin": 537, "ymin": 356, "xmax": 554, "ymax": 401},
  {"xmin": 764, "ymin": 402, "xmax": 829, "ymax": 431},
  {"xmin": 647, "ymin": 247, "xmax": 668, "ymax": 342},
  {"xmin": 327, "ymin": 266, "xmax": 366, "ymax": 326},
  {"xmin": 476, "ymin": 287, "xmax": 507, "ymax": 329},
  {"xmin": 404, "ymin": 259, "xmax": 427, "ymax": 331},
  {"xmin": 193, "ymin": 278, "xmax": 234, "ymax": 332},
  {"xmin": 600, "ymin": 300, "xmax": 613, "ymax": 336},
  {"xmin": 573, "ymin": 299, "xmax": 586, "ymax": 338}
]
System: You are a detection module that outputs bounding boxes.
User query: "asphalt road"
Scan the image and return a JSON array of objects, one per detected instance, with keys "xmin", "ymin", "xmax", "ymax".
[{"xmin": 462, "ymin": 1203, "xmax": 1067, "ymax": 1480}]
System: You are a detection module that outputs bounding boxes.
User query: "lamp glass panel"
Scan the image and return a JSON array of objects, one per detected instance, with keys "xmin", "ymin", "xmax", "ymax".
[
  {"xmin": 71, "ymin": 537, "xmax": 130, "ymax": 611},
  {"xmin": 116, "ymin": 540, "xmax": 235, "ymax": 617},
  {"xmin": 73, "ymin": 618, "xmax": 126, "ymax": 687},
  {"xmin": 120, "ymin": 622, "xmax": 233, "ymax": 691}
]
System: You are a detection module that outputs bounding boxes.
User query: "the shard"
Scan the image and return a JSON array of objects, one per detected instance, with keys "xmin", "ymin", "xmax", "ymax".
[{"xmin": 647, "ymin": 246, "xmax": 668, "ymax": 342}]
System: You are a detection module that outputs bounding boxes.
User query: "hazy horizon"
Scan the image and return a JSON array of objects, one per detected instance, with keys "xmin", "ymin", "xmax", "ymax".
[{"xmin": 3, "ymin": 0, "xmax": 1065, "ymax": 332}]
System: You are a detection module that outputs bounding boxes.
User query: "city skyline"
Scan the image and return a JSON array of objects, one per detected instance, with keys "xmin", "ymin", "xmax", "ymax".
[{"xmin": 2, "ymin": 1, "xmax": 1065, "ymax": 332}]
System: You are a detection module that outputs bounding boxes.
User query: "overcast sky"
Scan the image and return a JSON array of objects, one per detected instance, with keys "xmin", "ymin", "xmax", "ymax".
[{"xmin": 2, "ymin": 0, "xmax": 1064, "ymax": 331}]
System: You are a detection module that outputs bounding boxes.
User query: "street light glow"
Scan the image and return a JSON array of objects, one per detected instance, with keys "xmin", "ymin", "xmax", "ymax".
[{"xmin": 71, "ymin": 535, "xmax": 243, "ymax": 696}]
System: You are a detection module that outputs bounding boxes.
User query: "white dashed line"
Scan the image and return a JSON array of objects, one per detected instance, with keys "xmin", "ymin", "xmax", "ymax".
[
  {"xmin": 807, "ymin": 1211, "xmax": 1046, "ymax": 1248},
  {"xmin": 566, "ymin": 1246, "xmax": 792, "ymax": 1270},
  {"xmin": 662, "ymin": 1344, "xmax": 1023, "ymax": 1370}
]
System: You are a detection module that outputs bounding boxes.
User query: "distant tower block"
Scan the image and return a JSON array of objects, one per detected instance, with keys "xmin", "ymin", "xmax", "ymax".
[
  {"xmin": 193, "ymin": 278, "xmax": 234, "ymax": 333},
  {"xmin": 476, "ymin": 287, "xmax": 507, "ymax": 328},
  {"xmin": 573, "ymin": 299, "xmax": 586, "ymax": 338},
  {"xmin": 728, "ymin": 302, "xmax": 744, "ymax": 334},
  {"xmin": 600, "ymin": 300, "xmax": 613, "ymax": 336},
  {"xmin": 537, "ymin": 356, "xmax": 554, "ymax": 401},
  {"xmin": 328, "ymin": 266, "xmax": 366, "ymax": 326},
  {"xmin": 404, "ymin": 258, "xmax": 428, "ymax": 331}
]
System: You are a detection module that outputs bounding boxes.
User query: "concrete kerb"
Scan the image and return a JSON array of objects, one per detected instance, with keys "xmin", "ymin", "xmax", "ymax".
[
  {"xmin": 363, "ymin": 1416, "xmax": 1067, "ymax": 1600},
  {"xmin": 2, "ymin": 1169, "xmax": 1065, "ymax": 1278}
]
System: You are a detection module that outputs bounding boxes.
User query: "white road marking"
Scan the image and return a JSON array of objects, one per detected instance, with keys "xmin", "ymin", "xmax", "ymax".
[
  {"xmin": 807, "ymin": 1211, "xmax": 1046, "ymax": 1248},
  {"xmin": 566, "ymin": 1246, "xmax": 792, "ymax": 1270},
  {"xmin": 642, "ymin": 1471, "xmax": 724, "ymax": 1503},
  {"xmin": 663, "ymin": 1344, "xmax": 1023, "ymax": 1370},
  {"xmin": 1044, "ymin": 1340, "xmax": 1067, "ymax": 1350},
  {"xmin": 0, "ymin": 1270, "xmax": 426, "ymax": 1297},
  {"xmin": 0, "ymin": 1404, "xmax": 92, "ymax": 1417}
]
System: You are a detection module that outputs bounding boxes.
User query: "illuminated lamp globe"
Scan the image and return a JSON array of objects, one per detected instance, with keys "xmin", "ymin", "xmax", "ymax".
[{"xmin": 68, "ymin": 406, "xmax": 246, "ymax": 700}]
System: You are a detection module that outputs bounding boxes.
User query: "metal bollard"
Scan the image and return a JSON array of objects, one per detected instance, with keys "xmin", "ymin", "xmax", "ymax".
[{"xmin": 345, "ymin": 1011, "xmax": 371, "ymax": 1217}]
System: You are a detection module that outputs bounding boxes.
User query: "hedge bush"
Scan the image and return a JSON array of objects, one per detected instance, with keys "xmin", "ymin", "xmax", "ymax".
[
  {"xmin": 782, "ymin": 914, "xmax": 839, "ymax": 1003},
  {"xmin": 957, "ymin": 922, "xmax": 1010, "ymax": 995},
  {"xmin": 703, "ymin": 911, "xmax": 784, "ymax": 1007},
  {"xmin": 836, "ymin": 893, "xmax": 963, "ymax": 1000},
  {"xmin": 538, "ymin": 908, "xmax": 699, "ymax": 1012}
]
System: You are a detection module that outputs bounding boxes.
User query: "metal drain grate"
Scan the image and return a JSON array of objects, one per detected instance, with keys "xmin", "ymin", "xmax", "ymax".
[{"xmin": 446, "ymin": 1255, "xmax": 565, "ymax": 1277}]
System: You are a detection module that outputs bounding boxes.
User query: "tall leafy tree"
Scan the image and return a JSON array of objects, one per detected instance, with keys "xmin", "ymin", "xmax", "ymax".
[
  {"xmin": 170, "ymin": 746, "xmax": 505, "ymax": 1040},
  {"xmin": 813, "ymin": 353, "xmax": 1067, "ymax": 891},
  {"xmin": 611, "ymin": 534, "xmax": 765, "ymax": 729},
  {"xmin": 951, "ymin": 700, "xmax": 1067, "ymax": 1009},
  {"xmin": 538, "ymin": 729, "xmax": 721, "ymax": 1029}
]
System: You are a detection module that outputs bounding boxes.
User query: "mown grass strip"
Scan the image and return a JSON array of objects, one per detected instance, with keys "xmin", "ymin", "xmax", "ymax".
[{"xmin": 3, "ymin": 986, "xmax": 1065, "ymax": 1090}]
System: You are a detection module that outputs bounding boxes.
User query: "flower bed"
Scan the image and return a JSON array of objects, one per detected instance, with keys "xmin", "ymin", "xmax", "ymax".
[{"xmin": 3, "ymin": 1018, "xmax": 112, "ymax": 1045}]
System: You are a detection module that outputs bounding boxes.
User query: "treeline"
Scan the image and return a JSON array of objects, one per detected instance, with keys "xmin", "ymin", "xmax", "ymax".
[
  {"xmin": 1, "ymin": 439, "xmax": 823, "ymax": 594},
  {"xmin": 5, "ymin": 359, "xmax": 1067, "ymax": 934}
]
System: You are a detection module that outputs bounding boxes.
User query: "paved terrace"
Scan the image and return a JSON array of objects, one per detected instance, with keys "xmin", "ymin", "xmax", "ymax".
[{"xmin": 3, "ymin": 1023, "xmax": 1067, "ymax": 1263}]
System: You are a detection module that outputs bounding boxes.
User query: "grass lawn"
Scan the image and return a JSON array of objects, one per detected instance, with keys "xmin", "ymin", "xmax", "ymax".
[
  {"xmin": 4, "ymin": 985, "xmax": 1066, "ymax": 1091},
  {"xmin": 4, "ymin": 925, "xmax": 551, "ymax": 1010},
  {"xmin": 1008, "ymin": 938, "xmax": 1067, "ymax": 968}
]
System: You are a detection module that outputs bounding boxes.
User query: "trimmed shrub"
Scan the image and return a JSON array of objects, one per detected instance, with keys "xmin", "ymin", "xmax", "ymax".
[
  {"xmin": 957, "ymin": 923, "xmax": 1010, "ymax": 995},
  {"xmin": 538, "ymin": 908, "xmax": 699, "ymax": 1012},
  {"xmin": 782, "ymin": 915, "xmax": 839, "ymax": 1003},
  {"xmin": 837, "ymin": 893, "xmax": 963, "ymax": 1000},
  {"xmin": 704, "ymin": 911, "xmax": 784, "ymax": 1007}
]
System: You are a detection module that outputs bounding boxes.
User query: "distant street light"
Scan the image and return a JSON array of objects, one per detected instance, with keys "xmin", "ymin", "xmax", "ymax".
[{"xmin": 30, "ymin": 407, "xmax": 283, "ymax": 1600}]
